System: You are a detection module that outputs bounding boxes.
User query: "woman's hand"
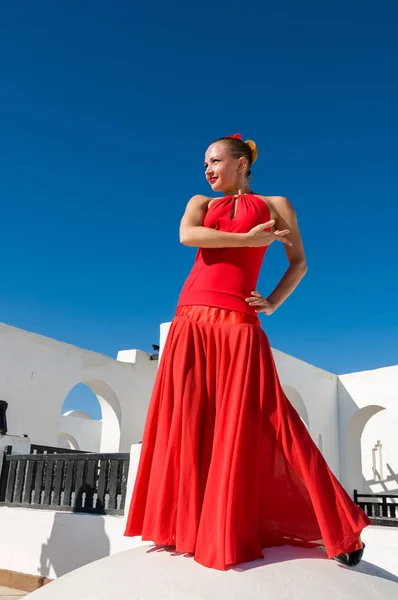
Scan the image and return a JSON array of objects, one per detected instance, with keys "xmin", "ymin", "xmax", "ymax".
[
  {"xmin": 245, "ymin": 290, "xmax": 276, "ymax": 315},
  {"xmin": 244, "ymin": 221, "xmax": 292, "ymax": 248}
]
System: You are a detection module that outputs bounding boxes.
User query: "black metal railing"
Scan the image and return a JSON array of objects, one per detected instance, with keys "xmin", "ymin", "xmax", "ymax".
[
  {"xmin": 0, "ymin": 446, "xmax": 130, "ymax": 516},
  {"xmin": 354, "ymin": 489, "xmax": 398, "ymax": 526},
  {"xmin": 30, "ymin": 444, "xmax": 89, "ymax": 455}
]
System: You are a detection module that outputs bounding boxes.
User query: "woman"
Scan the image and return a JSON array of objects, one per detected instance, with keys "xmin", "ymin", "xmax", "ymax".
[{"xmin": 124, "ymin": 134, "xmax": 370, "ymax": 570}]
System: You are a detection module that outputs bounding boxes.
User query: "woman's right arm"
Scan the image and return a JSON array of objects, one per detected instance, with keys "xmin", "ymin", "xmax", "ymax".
[
  {"xmin": 179, "ymin": 195, "xmax": 248, "ymax": 248},
  {"xmin": 179, "ymin": 195, "xmax": 291, "ymax": 249}
]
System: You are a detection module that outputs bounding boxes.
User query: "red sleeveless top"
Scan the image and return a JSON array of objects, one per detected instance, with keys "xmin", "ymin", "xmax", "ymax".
[{"xmin": 177, "ymin": 194, "xmax": 271, "ymax": 315}]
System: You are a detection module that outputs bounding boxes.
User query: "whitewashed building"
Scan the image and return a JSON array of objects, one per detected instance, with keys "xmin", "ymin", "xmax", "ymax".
[
  {"xmin": 0, "ymin": 320, "xmax": 397, "ymax": 497},
  {"xmin": 0, "ymin": 319, "xmax": 397, "ymax": 588}
]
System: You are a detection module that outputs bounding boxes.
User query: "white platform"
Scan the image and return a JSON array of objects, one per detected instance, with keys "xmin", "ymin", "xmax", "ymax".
[{"xmin": 27, "ymin": 542, "xmax": 398, "ymax": 599}]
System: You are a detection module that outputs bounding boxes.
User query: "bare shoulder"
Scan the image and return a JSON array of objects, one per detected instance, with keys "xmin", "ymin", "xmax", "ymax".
[
  {"xmin": 187, "ymin": 194, "xmax": 212, "ymax": 208},
  {"xmin": 255, "ymin": 195, "xmax": 297, "ymax": 223},
  {"xmin": 187, "ymin": 194, "xmax": 213, "ymax": 210},
  {"xmin": 181, "ymin": 195, "xmax": 213, "ymax": 224}
]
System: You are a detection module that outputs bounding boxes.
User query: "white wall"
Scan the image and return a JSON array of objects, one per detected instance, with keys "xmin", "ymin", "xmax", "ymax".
[
  {"xmin": 0, "ymin": 443, "xmax": 145, "ymax": 580},
  {"xmin": 0, "ymin": 434, "xmax": 31, "ymax": 482},
  {"xmin": 0, "ymin": 507, "xmax": 147, "ymax": 580},
  {"xmin": 116, "ymin": 350, "xmax": 158, "ymax": 447},
  {"xmin": 159, "ymin": 323, "xmax": 170, "ymax": 363},
  {"xmin": 361, "ymin": 411, "xmax": 398, "ymax": 496},
  {"xmin": 0, "ymin": 323, "xmax": 157, "ymax": 453},
  {"xmin": 58, "ymin": 411, "xmax": 102, "ymax": 452},
  {"xmin": 272, "ymin": 349, "xmax": 339, "ymax": 478},
  {"xmin": 338, "ymin": 366, "xmax": 398, "ymax": 494}
]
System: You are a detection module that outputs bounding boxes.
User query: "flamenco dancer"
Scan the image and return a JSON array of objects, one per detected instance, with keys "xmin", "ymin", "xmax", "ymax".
[{"xmin": 124, "ymin": 133, "xmax": 370, "ymax": 570}]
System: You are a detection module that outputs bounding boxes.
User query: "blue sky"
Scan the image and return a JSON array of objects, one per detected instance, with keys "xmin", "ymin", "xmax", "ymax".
[{"xmin": 1, "ymin": 2, "xmax": 397, "ymax": 419}]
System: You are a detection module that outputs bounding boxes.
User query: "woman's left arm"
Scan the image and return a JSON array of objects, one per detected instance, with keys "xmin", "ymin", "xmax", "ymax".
[{"xmin": 246, "ymin": 196, "xmax": 307, "ymax": 315}]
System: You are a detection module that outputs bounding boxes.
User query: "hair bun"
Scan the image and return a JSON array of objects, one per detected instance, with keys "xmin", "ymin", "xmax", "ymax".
[{"xmin": 244, "ymin": 139, "xmax": 258, "ymax": 164}]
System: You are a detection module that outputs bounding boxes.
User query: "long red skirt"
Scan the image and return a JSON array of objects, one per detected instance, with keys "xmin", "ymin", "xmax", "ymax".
[{"xmin": 124, "ymin": 305, "xmax": 370, "ymax": 570}]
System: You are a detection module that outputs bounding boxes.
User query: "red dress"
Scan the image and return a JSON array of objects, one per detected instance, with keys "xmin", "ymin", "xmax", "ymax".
[{"xmin": 124, "ymin": 193, "xmax": 370, "ymax": 570}]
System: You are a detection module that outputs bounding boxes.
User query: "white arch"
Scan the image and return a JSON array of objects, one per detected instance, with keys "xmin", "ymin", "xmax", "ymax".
[
  {"xmin": 282, "ymin": 384, "xmax": 310, "ymax": 429},
  {"xmin": 58, "ymin": 432, "xmax": 80, "ymax": 450},
  {"xmin": 63, "ymin": 379, "xmax": 121, "ymax": 452},
  {"xmin": 63, "ymin": 410, "xmax": 93, "ymax": 420},
  {"xmin": 345, "ymin": 404, "xmax": 385, "ymax": 494}
]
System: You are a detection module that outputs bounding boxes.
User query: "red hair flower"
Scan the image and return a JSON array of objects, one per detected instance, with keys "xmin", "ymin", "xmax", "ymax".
[{"xmin": 226, "ymin": 133, "xmax": 242, "ymax": 140}]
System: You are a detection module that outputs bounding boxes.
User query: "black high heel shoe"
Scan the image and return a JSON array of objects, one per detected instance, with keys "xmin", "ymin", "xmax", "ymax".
[{"xmin": 334, "ymin": 543, "xmax": 365, "ymax": 567}]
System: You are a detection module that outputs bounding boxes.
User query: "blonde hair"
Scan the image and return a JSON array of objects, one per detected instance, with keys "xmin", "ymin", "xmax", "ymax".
[
  {"xmin": 244, "ymin": 139, "xmax": 258, "ymax": 164},
  {"xmin": 212, "ymin": 134, "xmax": 258, "ymax": 177}
]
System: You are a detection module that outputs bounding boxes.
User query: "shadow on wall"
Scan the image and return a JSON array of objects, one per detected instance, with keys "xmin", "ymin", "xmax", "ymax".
[
  {"xmin": 282, "ymin": 385, "xmax": 310, "ymax": 430},
  {"xmin": 345, "ymin": 404, "xmax": 386, "ymax": 495},
  {"xmin": 39, "ymin": 489, "xmax": 110, "ymax": 578},
  {"xmin": 339, "ymin": 382, "xmax": 398, "ymax": 498},
  {"xmin": 58, "ymin": 431, "xmax": 80, "ymax": 450},
  {"xmin": 365, "ymin": 463, "xmax": 398, "ymax": 499},
  {"xmin": 338, "ymin": 379, "xmax": 387, "ymax": 495}
]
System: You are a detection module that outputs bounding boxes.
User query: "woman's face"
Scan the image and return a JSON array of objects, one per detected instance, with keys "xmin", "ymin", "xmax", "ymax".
[{"xmin": 204, "ymin": 142, "xmax": 244, "ymax": 193}]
